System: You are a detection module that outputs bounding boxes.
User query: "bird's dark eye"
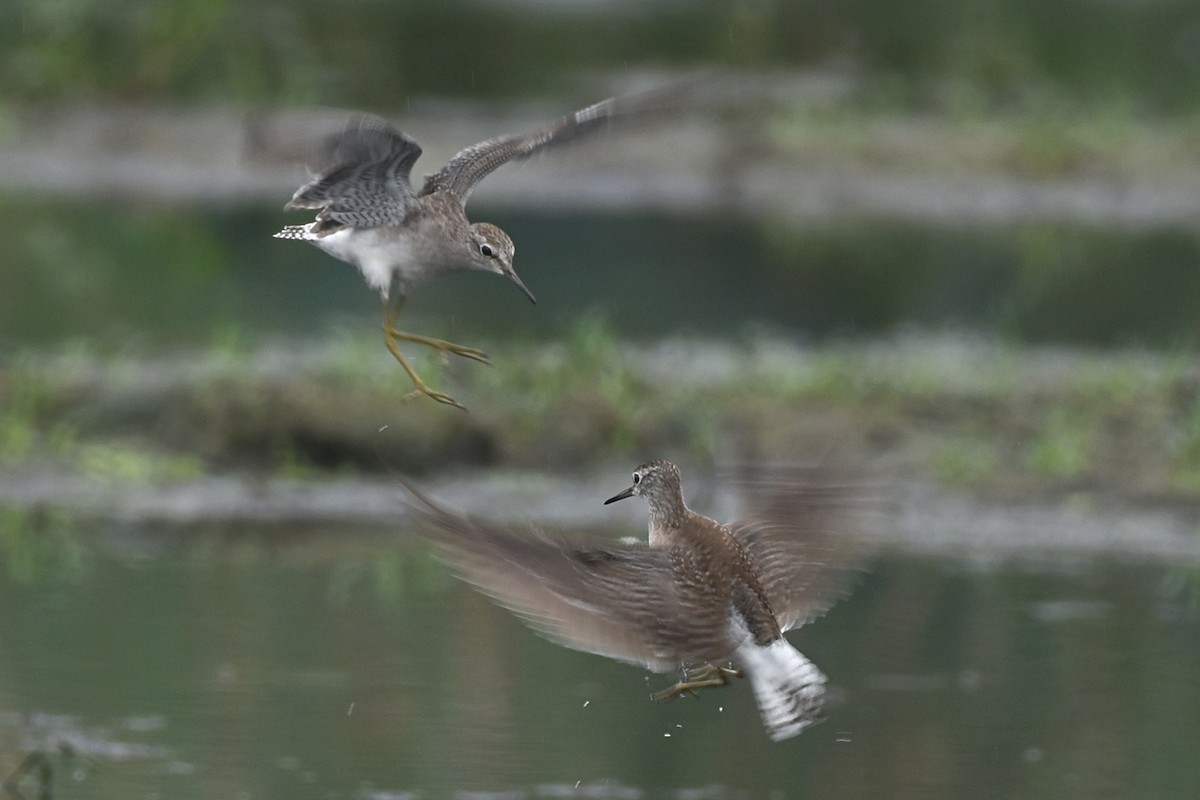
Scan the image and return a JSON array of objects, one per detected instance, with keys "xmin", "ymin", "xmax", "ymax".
[
  {"xmin": 480, "ymin": 243, "xmax": 496, "ymax": 258},
  {"xmin": 632, "ymin": 473, "xmax": 641, "ymax": 484}
]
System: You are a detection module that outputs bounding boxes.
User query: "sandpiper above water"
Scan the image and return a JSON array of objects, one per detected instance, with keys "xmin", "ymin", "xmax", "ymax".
[
  {"xmin": 274, "ymin": 88, "xmax": 685, "ymax": 410},
  {"xmin": 407, "ymin": 460, "xmax": 863, "ymax": 741}
]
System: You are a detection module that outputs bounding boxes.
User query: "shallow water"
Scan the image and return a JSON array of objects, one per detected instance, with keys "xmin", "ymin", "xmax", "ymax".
[
  {"xmin": 5, "ymin": 200, "xmax": 1200, "ymax": 351},
  {"xmin": 1, "ymin": 521, "xmax": 1197, "ymax": 799}
]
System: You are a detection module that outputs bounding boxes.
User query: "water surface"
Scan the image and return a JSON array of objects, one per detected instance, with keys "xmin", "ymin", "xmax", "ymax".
[{"xmin": 2, "ymin": 521, "xmax": 1197, "ymax": 799}]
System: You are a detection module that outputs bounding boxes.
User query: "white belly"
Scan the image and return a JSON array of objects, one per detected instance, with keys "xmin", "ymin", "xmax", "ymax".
[{"xmin": 312, "ymin": 228, "xmax": 420, "ymax": 299}]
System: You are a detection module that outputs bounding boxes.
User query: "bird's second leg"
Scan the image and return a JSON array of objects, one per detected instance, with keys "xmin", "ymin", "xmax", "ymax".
[
  {"xmin": 383, "ymin": 293, "xmax": 490, "ymax": 366},
  {"xmin": 388, "ymin": 329, "xmax": 491, "ymax": 365},
  {"xmin": 653, "ymin": 662, "xmax": 744, "ymax": 703},
  {"xmin": 382, "ymin": 296, "xmax": 475, "ymax": 409}
]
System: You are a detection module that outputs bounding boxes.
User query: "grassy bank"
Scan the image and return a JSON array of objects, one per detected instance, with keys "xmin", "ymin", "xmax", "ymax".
[{"xmin": 3, "ymin": 323, "xmax": 1198, "ymax": 507}]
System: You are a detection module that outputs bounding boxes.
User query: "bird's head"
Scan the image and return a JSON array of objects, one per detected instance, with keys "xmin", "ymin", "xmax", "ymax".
[
  {"xmin": 604, "ymin": 460, "xmax": 683, "ymax": 506},
  {"xmin": 469, "ymin": 223, "xmax": 535, "ymax": 304}
]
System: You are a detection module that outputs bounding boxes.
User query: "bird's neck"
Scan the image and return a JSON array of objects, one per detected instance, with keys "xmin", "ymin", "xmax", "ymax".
[{"xmin": 646, "ymin": 495, "xmax": 690, "ymax": 547}]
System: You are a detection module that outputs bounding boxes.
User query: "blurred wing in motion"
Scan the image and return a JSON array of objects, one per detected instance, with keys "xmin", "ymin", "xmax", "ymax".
[
  {"xmin": 286, "ymin": 113, "xmax": 424, "ymax": 232},
  {"xmin": 404, "ymin": 483, "xmax": 734, "ymax": 672},
  {"xmin": 727, "ymin": 468, "xmax": 872, "ymax": 632}
]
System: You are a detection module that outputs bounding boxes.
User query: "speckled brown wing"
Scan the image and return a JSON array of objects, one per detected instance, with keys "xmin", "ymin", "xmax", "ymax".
[
  {"xmin": 286, "ymin": 113, "xmax": 423, "ymax": 231},
  {"xmin": 419, "ymin": 83, "xmax": 692, "ymax": 205},
  {"xmin": 405, "ymin": 485, "xmax": 734, "ymax": 672},
  {"xmin": 727, "ymin": 471, "xmax": 869, "ymax": 632}
]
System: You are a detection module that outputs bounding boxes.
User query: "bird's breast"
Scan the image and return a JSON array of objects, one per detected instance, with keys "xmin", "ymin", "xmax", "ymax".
[{"xmin": 312, "ymin": 227, "xmax": 424, "ymax": 299}]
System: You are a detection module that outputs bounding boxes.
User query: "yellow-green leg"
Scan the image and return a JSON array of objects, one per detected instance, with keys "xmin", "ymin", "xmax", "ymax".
[
  {"xmin": 387, "ymin": 328, "xmax": 491, "ymax": 365},
  {"xmin": 382, "ymin": 295, "xmax": 491, "ymax": 410},
  {"xmin": 653, "ymin": 663, "xmax": 744, "ymax": 703}
]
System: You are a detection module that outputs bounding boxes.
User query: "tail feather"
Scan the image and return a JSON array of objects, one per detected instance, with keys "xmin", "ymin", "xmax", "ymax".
[
  {"xmin": 274, "ymin": 224, "xmax": 316, "ymax": 241},
  {"xmin": 737, "ymin": 638, "xmax": 826, "ymax": 741}
]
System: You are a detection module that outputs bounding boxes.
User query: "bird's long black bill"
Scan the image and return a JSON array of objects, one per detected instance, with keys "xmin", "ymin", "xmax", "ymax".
[
  {"xmin": 603, "ymin": 486, "xmax": 635, "ymax": 505},
  {"xmin": 507, "ymin": 270, "xmax": 537, "ymax": 304}
]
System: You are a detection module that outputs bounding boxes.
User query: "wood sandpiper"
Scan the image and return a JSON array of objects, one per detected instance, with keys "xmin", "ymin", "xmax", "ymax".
[
  {"xmin": 407, "ymin": 460, "xmax": 862, "ymax": 741},
  {"xmin": 275, "ymin": 89, "xmax": 679, "ymax": 409}
]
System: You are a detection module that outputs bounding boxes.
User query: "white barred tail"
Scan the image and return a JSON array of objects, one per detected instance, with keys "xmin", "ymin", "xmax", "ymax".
[
  {"xmin": 273, "ymin": 224, "xmax": 317, "ymax": 241},
  {"xmin": 736, "ymin": 638, "xmax": 826, "ymax": 741}
]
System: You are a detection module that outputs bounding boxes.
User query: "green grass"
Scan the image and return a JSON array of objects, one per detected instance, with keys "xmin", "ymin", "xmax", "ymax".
[
  {"xmin": 77, "ymin": 441, "xmax": 205, "ymax": 483},
  {"xmin": 1025, "ymin": 408, "xmax": 1097, "ymax": 479},
  {"xmin": 0, "ymin": 359, "xmax": 46, "ymax": 462},
  {"xmin": 935, "ymin": 436, "xmax": 1003, "ymax": 486},
  {"xmin": 1, "ymin": 329, "xmax": 1197, "ymax": 503}
]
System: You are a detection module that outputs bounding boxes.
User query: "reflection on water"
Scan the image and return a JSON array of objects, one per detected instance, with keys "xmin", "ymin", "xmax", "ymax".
[{"xmin": 1, "ymin": 522, "xmax": 1198, "ymax": 799}]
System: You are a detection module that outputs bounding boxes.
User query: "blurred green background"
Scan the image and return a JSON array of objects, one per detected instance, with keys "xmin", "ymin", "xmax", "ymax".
[
  {"xmin": 5, "ymin": 0, "xmax": 1200, "ymax": 111},
  {"xmin": 3, "ymin": 0, "xmax": 1200, "ymax": 351},
  {"xmin": 3, "ymin": 4, "xmax": 1200, "ymax": 800}
]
